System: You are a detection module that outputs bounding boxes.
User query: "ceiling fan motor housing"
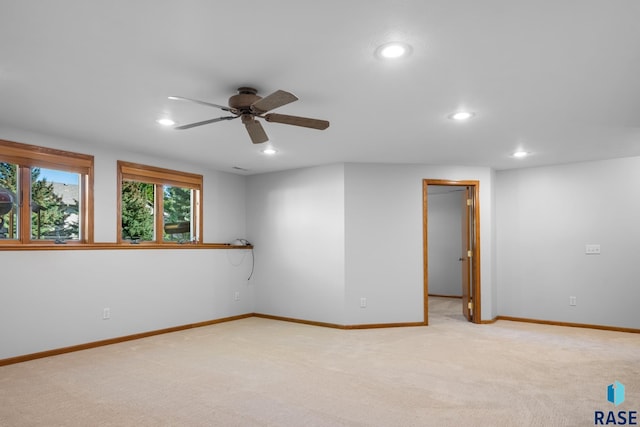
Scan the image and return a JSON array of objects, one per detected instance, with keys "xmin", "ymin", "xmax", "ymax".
[{"xmin": 228, "ymin": 87, "xmax": 262, "ymax": 112}]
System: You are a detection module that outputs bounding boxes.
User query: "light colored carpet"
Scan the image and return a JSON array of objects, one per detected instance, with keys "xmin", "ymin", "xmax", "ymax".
[{"xmin": 1, "ymin": 297, "xmax": 638, "ymax": 426}]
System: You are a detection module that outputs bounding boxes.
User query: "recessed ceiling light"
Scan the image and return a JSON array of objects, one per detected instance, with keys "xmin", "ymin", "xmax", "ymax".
[
  {"xmin": 261, "ymin": 148, "xmax": 277, "ymax": 155},
  {"xmin": 375, "ymin": 42, "xmax": 412, "ymax": 59},
  {"xmin": 449, "ymin": 111, "xmax": 475, "ymax": 121},
  {"xmin": 512, "ymin": 151, "xmax": 529, "ymax": 158},
  {"xmin": 156, "ymin": 118, "xmax": 176, "ymax": 126}
]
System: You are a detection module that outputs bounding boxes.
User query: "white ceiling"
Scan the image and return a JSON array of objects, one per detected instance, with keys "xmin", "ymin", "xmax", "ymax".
[{"xmin": 1, "ymin": 1, "xmax": 639, "ymax": 175}]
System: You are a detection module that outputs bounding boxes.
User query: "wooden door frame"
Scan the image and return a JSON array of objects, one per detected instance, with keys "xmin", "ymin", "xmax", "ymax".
[{"xmin": 422, "ymin": 179, "xmax": 481, "ymax": 324}]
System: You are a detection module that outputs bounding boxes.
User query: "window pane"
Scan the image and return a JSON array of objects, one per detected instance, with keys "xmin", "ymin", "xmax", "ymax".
[
  {"xmin": 163, "ymin": 185, "xmax": 193, "ymax": 242},
  {"xmin": 117, "ymin": 161, "xmax": 203, "ymax": 244},
  {"xmin": 31, "ymin": 168, "xmax": 81, "ymax": 241},
  {"xmin": 0, "ymin": 162, "xmax": 19, "ymax": 239},
  {"xmin": 121, "ymin": 181, "xmax": 155, "ymax": 241}
]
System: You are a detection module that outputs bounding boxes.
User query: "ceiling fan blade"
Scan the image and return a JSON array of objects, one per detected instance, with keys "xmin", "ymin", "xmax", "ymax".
[
  {"xmin": 175, "ymin": 116, "xmax": 237, "ymax": 130},
  {"xmin": 244, "ymin": 119, "xmax": 269, "ymax": 144},
  {"xmin": 251, "ymin": 90, "xmax": 298, "ymax": 113},
  {"xmin": 264, "ymin": 113, "xmax": 330, "ymax": 130},
  {"xmin": 168, "ymin": 96, "xmax": 234, "ymax": 112}
]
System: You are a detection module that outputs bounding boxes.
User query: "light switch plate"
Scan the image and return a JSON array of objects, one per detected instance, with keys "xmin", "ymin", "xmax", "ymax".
[{"xmin": 585, "ymin": 244, "xmax": 601, "ymax": 255}]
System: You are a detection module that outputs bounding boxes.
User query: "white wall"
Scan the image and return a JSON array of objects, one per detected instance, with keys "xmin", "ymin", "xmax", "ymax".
[
  {"xmin": 0, "ymin": 126, "xmax": 253, "ymax": 360},
  {"xmin": 344, "ymin": 163, "xmax": 496, "ymax": 324},
  {"xmin": 246, "ymin": 163, "xmax": 496, "ymax": 326},
  {"xmin": 0, "ymin": 249, "xmax": 254, "ymax": 360},
  {"xmin": 428, "ymin": 189, "xmax": 463, "ymax": 296},
  {"xmin": 246, "ymin": 164, "xmax": 346, "ymax": 324},
  {"xmin": 496, "ymin": 156, "xmax": 640, "ymax": 329}
]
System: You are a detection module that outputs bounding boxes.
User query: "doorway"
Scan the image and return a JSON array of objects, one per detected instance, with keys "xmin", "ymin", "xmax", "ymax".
[{"xmin": 422, "ymin": 179, "xmax": 481, "ymax": 324}]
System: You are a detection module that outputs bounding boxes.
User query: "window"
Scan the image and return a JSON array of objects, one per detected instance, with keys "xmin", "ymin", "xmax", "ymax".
[
  {"xmin": 0, "ymin": 139, "xmax": 94, "ymax": 244},
  {"xmin": 117, "ymin": 161, "xmax": 202, "ymax": 244}
]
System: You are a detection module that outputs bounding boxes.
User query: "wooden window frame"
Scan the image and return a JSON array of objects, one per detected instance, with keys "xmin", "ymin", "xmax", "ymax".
[
  {"xmin": 117, "ymin": 160, "xmax": 203, "ymax": 245},
  {"xmin": 0, "ymin": 139, "xmax": 94, "ymax": 245}
]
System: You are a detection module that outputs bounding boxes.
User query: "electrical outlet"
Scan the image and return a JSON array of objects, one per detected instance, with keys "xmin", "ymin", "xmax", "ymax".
[
  {"xmin": 360, "ymin": 297, "xmax": 367, "ymax": 308},
  {"xmin": 234, "ymin": 291, "xmax": 240, "ymax": 301},
  {"xmin": 103, "ymin": 307, "xmax": 110, "ymax": 319},
  {"xmin": 569, "ymin": 296, "xmax": 577, "ymax": 306}
]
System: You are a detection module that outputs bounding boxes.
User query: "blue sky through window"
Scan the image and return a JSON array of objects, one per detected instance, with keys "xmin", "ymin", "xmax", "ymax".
[{"xmin": 38, "ymin": 168, "xmax": 79, "ymax": 185}]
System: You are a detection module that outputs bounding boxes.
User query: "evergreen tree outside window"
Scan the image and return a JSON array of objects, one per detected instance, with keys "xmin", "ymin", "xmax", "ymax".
[
  {"xmin": 120, "ymin": 181, "xmax": 155, "ymax": 241},
  {"xmin": 163, "ymin": 185, "xmax": 193, "ymax": 242},
  {"xmin": 31, "ymin": 168, "xmax": 81, "ymax": 241},
  {"xmin": 0, "ymin": 162, "xmax": 18, "ymax": 239}
]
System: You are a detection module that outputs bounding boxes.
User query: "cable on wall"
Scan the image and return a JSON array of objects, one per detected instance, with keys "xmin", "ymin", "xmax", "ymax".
[
  {"xmin": 247, "ymin": 248, "xmax": 254, "ymax": 281},
  {"xmin": 226, "ymin": 239, "xmax": 255, "ymax": 281}
]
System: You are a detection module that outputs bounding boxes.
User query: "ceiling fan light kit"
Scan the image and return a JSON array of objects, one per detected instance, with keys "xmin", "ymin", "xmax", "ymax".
[{"xmin": 169, "ymin": 87, "xmax": 329, "ymax": 144}]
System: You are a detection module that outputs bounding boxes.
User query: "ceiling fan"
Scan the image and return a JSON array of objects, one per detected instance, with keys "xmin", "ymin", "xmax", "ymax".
[{"xmin": 169, "ymin": 87, "xmax": 330, "ymax": 144}]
